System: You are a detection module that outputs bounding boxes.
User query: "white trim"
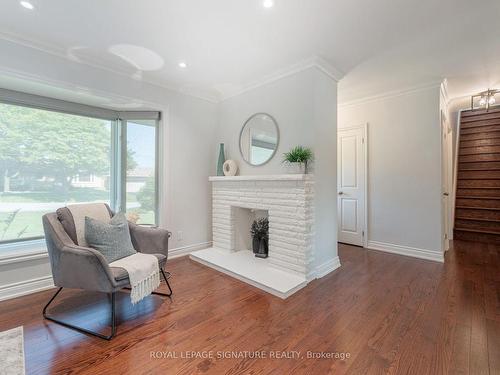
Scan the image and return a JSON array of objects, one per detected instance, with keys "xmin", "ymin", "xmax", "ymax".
[
  {"xmin": 440, "ymin": 79, "xmax": 449, "ymax": 105},
  {"xmin": 0, "ymin": 275, "xmax": 54, "ymax": 302},
  {"xmin": 220, "ymin": 56, "xmax": 344, "ymax": 102},
  {"xmin": 337, "ymin": 123, "xmax": 369, "ymax": 248},
  {"xmin": 0, "ymin": 251, "xmax": 48, "ymax": 266},
  {"xmin": 0, "ymin": 239, "xmax": 47, "ymax": 263},
  {"xmin": 367, "ymin": 240, "xmax": 444, "ymax": 263},
  {"xmin": 451, "ymin": 109, "xmax": 464, "ymax": 236},
  {"xmin": 338, "ymin": 81, "xmax": 443, "ymax": 108},
  {"xmin": 1, "ymin": 30, "xmax": 345, "ymax": 104},
  {"xmin": 314, "ymin": 256, "xmax": 341, "ymax": 279},
  {"xmin": 0, "ymin": 30, "xmax": 220, "ymax": 104},
  {"xmin": 169, "ymin": 241, "xmax": 213, "ymax": 259}
]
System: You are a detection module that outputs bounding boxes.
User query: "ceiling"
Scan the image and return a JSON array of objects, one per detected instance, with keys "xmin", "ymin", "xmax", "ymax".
[{"xmin": 1, "ymin": 0, "xmax": 500, "ymax": 103}]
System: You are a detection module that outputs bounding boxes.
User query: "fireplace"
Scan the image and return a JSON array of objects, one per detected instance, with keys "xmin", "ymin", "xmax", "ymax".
[
  {"xmin": 190, "ymin": 174, "xmax": 335, "ymax": 299},
  {"xmin": 232, "ymin": 207, "xmax": 268, "ymax": 254}
]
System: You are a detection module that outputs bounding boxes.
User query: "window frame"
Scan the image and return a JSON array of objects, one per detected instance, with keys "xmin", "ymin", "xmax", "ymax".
[{"xmin": 0, "ymin": 89, "xmax": 161, "ymax": 246}]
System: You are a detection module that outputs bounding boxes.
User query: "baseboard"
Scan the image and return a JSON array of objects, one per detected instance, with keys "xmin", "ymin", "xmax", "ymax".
[
  {"xmin": 169, "ymin": 241, "xmax": 213, "ymax": 259},
  {"xmin": 367, "ymin": 240, "xmax": 444, "ymax": 263},
  {"xmin": 0, "ymin": 275, "xmax": 54, "ymax": 302},
  {"xmin": 314, "ymin": 256, "xmax": 341, "ymax": 279}
]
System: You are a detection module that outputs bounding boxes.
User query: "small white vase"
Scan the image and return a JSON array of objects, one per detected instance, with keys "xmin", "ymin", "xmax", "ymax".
[{"xmin": 285, "ymin": 162, "xmax": 306, "ymax": 174}]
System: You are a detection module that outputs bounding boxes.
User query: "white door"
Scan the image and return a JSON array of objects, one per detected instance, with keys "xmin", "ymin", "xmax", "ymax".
[{"xmin": 337, "ymin": 126, "xmax": 366, "ymax": 246}]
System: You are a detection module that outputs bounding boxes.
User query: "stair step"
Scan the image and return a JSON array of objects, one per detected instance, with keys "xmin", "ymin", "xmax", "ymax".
[
  {"xmin": 460, "ymin": 138, "xmax": 500, "ymax": 148},
  {"xmin": 455, "ymin": 219, "xmax": 500, "ymax": 233},
  {"xmin": 456, "ymin": 208, "xmax": 500, "ymax": 221},
  {"xmin": 454, "ymin": 229, "xmax": 500, "ymax": 244},
  {"xmin": 454, "ymin": 227, "xmax": 500, "ymax": 235},
  {"xmin": 458, "ymin": 162, "xmax": 500, "ymax": 171},
  {"xmin": 461, "ymin": 107, "xmax": 500, "ymax": 116},
  {"xmin": 460, "ymin": 131, "xmax": 500, "ymax": 141},
  {"xmin": 461, "ymin": 110, "xmax": 500, "ymax": 123},
  {"xmin": 461, "ymin": 119, "xmax": 500, "ymax": 129},
  {"xmin": 458, "ymin": 170, "xmax": 500, "ymax": 179},
  {"xmin": 459, "ymin": 145, "xmax": 500, "ymax": 155},
  {"xmin": 459, "ymin": 153, "xmax": 500, "ymax": 163},
  {"xmin": 456, "ymin": 188, "xmax": 500, "ymax": 197},
  {"xmin": 456, "ymin": 206, "xmax": 500, "ymax": 211},
  {"xmin": 456, "ymin": 198, "xmax": 500, "ymax": 209},
  {"xmin": 456, "ymin": 196, "xmax": 500, "ymax": 200},
  {"xmin": 461, "ymin": 125, "xmax": 500, "ymax": 135},
  {"xmin": 457, "ymin": 179, "xmax": 500, "ymax": 188},
  {"xmin": 455, "ymin": 216, "xmax": 500, "ymax": 223}
]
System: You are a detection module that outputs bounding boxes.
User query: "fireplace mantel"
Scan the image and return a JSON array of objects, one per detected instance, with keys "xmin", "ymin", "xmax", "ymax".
[{"xmin": 209, "ymin": 174, "xmax": 313, "ymax": 182}]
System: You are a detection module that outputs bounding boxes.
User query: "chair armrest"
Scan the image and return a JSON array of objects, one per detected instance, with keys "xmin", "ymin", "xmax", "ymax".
[
  {"xmin": 128, "ymin": 222, "xmax": 171, "ymax": 258},
  {"xmin": 57, "ymin": 244, "xmax": 118, "ymax": 293}
]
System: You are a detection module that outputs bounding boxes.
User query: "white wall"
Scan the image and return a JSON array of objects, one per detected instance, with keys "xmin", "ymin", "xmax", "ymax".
[
  {"xmin": 216, "ymin": 68, "xmax": 339, "ymax": 275},
  {"xmin": 338, "ymin": 86, "xmax": 444, "ymax": 261},
  {"xmin": 0, "ymin": 38, "xmax": 217, "ymax": 300}
]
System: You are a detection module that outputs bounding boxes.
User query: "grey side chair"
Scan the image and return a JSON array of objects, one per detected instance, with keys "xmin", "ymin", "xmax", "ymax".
[{"xmin": 41, "ymin": 203, "xmax": 172, "ymax": 340}]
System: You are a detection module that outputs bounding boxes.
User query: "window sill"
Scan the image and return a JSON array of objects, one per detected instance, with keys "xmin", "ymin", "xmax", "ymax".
[{"xmin": 0, "ymin": 239, "xmax": 48, "ymax": 265}]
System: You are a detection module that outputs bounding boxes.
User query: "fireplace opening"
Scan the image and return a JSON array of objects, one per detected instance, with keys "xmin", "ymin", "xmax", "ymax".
[{"xmin": 232, "ymin": 206, "xmax": 269, "ymax": 257}]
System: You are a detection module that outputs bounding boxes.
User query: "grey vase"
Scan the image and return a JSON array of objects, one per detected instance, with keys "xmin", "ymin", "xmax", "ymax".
[{"xmin": 217, "ymin": 143, "xmax": 225, "ymax": 176}]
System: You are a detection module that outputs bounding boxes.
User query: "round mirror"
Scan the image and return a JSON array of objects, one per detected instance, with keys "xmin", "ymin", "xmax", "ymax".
[{"xmin": 239, "ymin": 113, "xmax": 279, "ymax": 166}]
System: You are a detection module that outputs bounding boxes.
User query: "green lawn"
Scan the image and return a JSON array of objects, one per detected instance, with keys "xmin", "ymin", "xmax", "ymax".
[
  {"xmin": 0, "ymin": 189, "xmax": 139, "ymax": 203},
  {"xmin": 0, "ymin": 189, "xmax": 153, "ymax": 242},
  {"xmin": 1, "ymin": 209, "xmax": 155, "ymax": 242},
  {"xmin": 0, "ymin": 210, "xmax": 47, "ymax": 241}
]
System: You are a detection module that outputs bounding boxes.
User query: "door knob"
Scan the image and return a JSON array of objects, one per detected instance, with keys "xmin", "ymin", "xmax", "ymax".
[
  {"xmin": 443, "ymin": 192, "xmax": 449, "ymax": 196},
  {"xmin": 338, "ymin": 191, "xmax": 344, "ymax": 195}
]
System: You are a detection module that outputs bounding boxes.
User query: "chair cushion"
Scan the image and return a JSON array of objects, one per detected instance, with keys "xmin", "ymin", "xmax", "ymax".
[
  {"xmin": 85, "ymin": 213, "xmax": 136, "ymax": 263},
  {"xmin": 111, "ymin": 253, "xmax": 166, "ymax": 281}
]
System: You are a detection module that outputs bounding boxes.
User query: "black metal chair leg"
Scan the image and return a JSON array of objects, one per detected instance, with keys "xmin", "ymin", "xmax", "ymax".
[
  {"xmin": 43, "ymin": 287, "xmax": 117, "ymax": 340},
  {"xmin": 123, "ymin": 268, "xmax": 173, "ymax": 297},
  {"xmin": 152, "ymin": 268, "xmax": 173, "ymax": 297}
]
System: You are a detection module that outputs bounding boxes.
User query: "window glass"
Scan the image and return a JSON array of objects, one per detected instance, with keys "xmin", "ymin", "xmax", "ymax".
[
  {"xmin": 0, "ymin": 103, "xmax": 111, "ymax": 243},
  {"xmin": 125, "ymin": 120, "xmax": 156, "ymax": 225}
]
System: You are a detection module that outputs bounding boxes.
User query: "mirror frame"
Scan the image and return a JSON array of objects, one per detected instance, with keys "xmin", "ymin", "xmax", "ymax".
[{"xmin": 239, "ymin": 112, "xmax": 280, "ymax": 167}]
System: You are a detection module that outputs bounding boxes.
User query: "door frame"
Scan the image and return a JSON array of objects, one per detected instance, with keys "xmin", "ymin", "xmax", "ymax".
[{"xmin": 337, "ymin": 123, "xmax": 369, "ymax": 248}]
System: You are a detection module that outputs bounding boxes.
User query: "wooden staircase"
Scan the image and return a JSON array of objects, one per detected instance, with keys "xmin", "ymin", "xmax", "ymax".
[{"xmin": 454, "ymin": 107, "xmax": 500, "ymax": 243}]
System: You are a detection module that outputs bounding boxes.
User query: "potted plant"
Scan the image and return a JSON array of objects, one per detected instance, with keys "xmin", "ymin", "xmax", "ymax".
[
  {"xmin": 250, "ymin": 217, "xmax": 269, "ymax": 258},
  {"xmin": 283, "ymin": 145, "xmax": 314, "ymax": 174}
]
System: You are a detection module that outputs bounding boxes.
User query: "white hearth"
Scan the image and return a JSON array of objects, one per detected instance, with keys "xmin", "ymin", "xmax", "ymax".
[{"xmin": 191, "ymin": 174, "xmax": 328, "ymax": 298}]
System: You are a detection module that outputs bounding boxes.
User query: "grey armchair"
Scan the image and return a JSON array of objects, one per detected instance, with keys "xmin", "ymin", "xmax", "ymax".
[{"xmin": 41, "ymin": 204, "xmax": 172, "ymax": 340}]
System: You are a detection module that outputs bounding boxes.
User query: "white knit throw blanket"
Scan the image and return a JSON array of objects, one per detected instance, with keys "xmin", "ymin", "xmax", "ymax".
[
  {"xmin": 110, "ymin": 253, "xmax": 160, "ymax": 304},
  {"xmin": 67, "ymin": 203, "xmax": 111, "ymax": 247}
]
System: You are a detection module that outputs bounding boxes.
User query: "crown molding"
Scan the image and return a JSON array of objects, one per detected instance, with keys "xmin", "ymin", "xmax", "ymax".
[
  {"xmin": 440, "ymin": 78, "xmax": 449, "ymax": 103},
  {"xmin": 0, "ymin": 30, "xmax": 345, "ymax": 105},
  {"xmin": 338, "ymin": 80, "xmax": 443, "ymax": 108},
  {"xmin": 219, "ymin": 56, "xmax": 344, "ymax": 102},
  {"xmin": 0, "ymin": 30, "xmax": 220, "ymax": 104}
]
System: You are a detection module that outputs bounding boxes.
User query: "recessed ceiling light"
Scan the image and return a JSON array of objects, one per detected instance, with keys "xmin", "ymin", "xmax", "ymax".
[
  {"xmin": 178, "ymin": 62, "xmax": 187, "ymax": 69},
  {"xmin": 20, "ymin": 1, "xmax": 34, "ymax": 10},
  {"xmin": 263, "ymin": 0, "xmax": 274, "ymax": 8}
]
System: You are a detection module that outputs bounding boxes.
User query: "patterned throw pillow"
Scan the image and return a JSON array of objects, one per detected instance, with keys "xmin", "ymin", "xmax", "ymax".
[{"xmin": 85, "ymin": 212, "xmax": 136, "ymax": 263}]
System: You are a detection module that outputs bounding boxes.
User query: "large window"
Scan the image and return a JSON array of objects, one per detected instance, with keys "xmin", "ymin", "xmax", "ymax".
[{"xmin": 0, "ymin": 96, "xmax": 159, "ymax": 245}]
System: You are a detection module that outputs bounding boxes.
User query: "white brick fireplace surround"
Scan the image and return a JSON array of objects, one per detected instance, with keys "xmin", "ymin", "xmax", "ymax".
[{"xmin": 190, "ymin": 175, "xmax": 340, "ymax": 298}]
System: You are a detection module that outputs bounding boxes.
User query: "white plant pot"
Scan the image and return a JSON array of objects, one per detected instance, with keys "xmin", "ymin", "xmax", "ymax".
[{"xmin": 285, "ymin": 162, "xmax": 306, "ymax": 174}]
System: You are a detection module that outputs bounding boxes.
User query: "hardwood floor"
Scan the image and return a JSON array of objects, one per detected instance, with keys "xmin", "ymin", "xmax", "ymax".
[{"xmin": 0, "ymin": 241, "xmax": 499, "ymax": 375}]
